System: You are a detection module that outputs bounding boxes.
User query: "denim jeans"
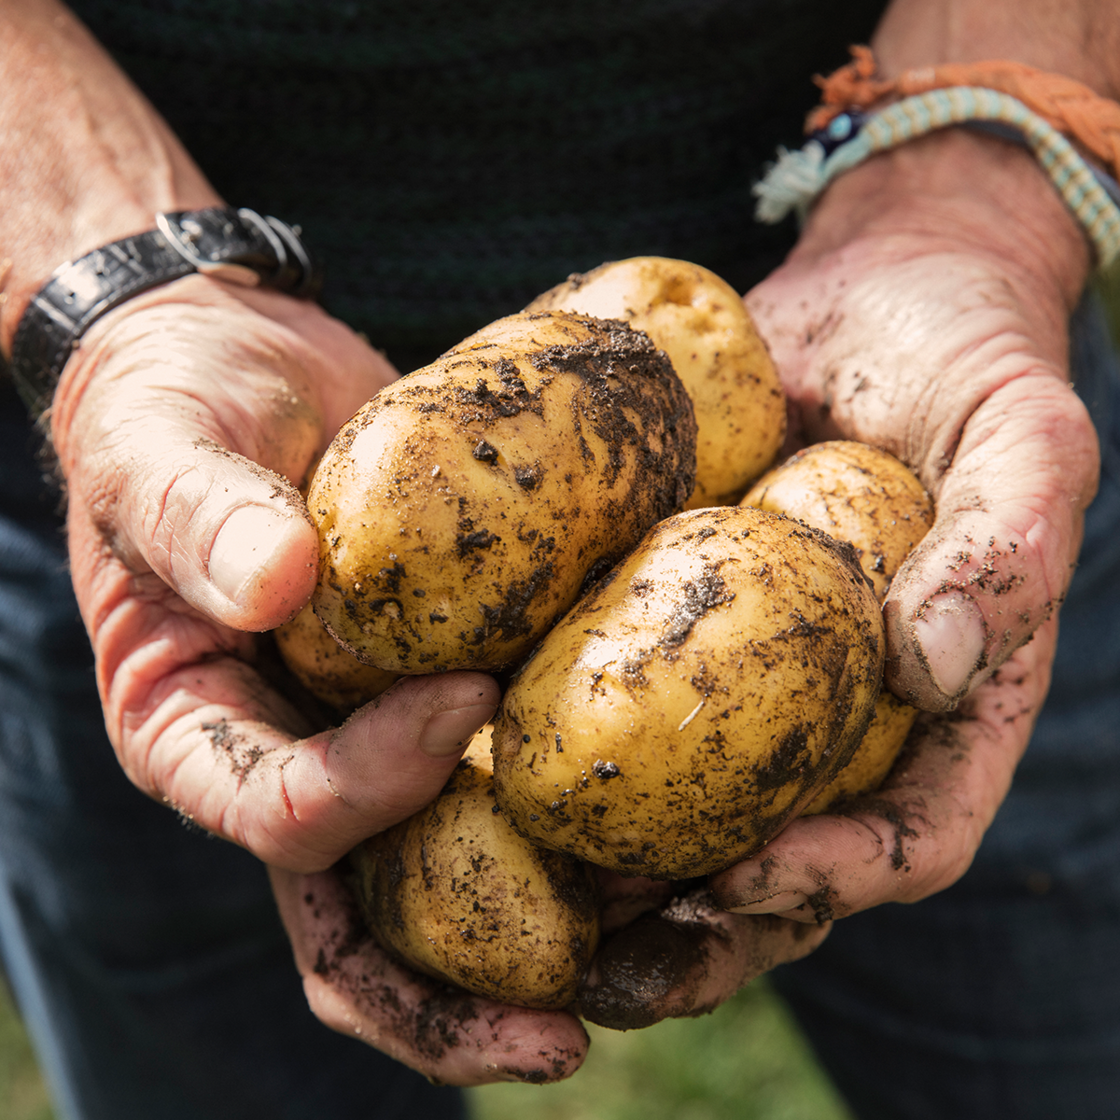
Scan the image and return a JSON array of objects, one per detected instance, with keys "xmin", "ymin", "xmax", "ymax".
[{"xmin": 0, "ymin": 379, "xmax": 464, "ymax": 1119}]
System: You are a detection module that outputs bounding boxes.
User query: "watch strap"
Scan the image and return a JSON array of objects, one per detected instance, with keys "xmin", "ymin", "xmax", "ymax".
[{"xmin": 10, "ymin": 206, "xmax": 322, "ymax": 418}]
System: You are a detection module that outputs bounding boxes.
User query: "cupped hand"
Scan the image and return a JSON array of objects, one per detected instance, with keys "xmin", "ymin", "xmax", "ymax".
[
  {"xmin": 49, "ymin": 273, "xmax": 490, "ymax": 868},
  {"xmin": 711, "ymin": 130, "xmax": 1098, "ymax": 923},
  {"xmin": 45, "ymin": 273, "xmax": 586, "ymax": 1082}
]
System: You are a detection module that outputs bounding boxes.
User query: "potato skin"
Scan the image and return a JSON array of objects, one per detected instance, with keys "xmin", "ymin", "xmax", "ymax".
[
  {"xmin": 528, "ymin": 257, "xmax": 785, "ymax": 508},
  {"xmin": 743, "ymin": 441, "xmax": 934, "ymax": 602},
  {"xmin": 274, "ymin": 601, "xmax": 398, "ymax": 714},
  {"xmin": 743, "ymin": 441, "xmax": 935, "ymax": 813},
  {"xmin": 309, "ymin": 310, "xmax": 697, "ymax": 673},
  {"xmin": 491, "ymin": 506, "xmax": 885, "ymax": 879},
  {"xmin": 801, "ymin": 689, "xmax": 918, "ymax": 814},
  {"xmin": 349, "ymin": 732, "xmax": 601, "ymax": 1010}
]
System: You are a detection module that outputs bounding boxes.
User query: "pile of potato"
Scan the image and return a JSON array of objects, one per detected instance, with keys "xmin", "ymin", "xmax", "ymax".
[{"xmin": 277, "ymin": 258, "xmax": 933, "ymax": 1010}]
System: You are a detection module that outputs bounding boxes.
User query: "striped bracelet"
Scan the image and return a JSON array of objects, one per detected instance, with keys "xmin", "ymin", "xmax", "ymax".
[{"xmin": 753, "ymin": 86, "xmax": 1120, "ymax": 268}]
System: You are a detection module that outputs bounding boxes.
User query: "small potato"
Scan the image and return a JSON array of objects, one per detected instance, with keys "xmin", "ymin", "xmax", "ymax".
[
  {"xmin": 743, "ymin": 441, "xmax": 934, "ymax": 601},
  {"xmin": 801, "ymin": 690, "xmax": 918, "ymax": 814},
  {"xmin": 349, "ymin": 729, "xmax": 601, "ymax": 1010},
  {"xmin": 743, "ymin": 441, "xmax": 935, "ymax": 813},
  {"xmin": 529, "ymin": 257, "xmax": 785, "ymax": 507},
  {"xmin": 309, "ymin": 310, "xmax": 696, "ymax": 673},
  {"xmin": 491, "ymin": 506, "xmax": 885, "ymax": 879},
  {"xmin": 273, "ymin": 601, "xmax": 398, "ymax": 714}
]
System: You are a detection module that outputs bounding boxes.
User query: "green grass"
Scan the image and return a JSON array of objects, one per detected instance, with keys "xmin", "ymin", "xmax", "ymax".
[
  {"xmin": 0, "ymin": 981, "xmax": 54, "ymax": 1120},
  {"xmin": 469, "ymin": 979, "xmax": 852, "ymax": 1120}
]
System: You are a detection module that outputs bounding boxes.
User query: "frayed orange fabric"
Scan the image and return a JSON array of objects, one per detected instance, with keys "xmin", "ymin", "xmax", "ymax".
[{"xmin": 808, "ymin": 45, "xmax": 1120, "ymax": 180}]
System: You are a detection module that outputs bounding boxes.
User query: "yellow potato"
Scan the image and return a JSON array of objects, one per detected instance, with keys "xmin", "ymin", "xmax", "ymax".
[
  {"xmin": 801, "ymin": 690, "xmax": 918, "ymax": 814},
  {"xmin": 528, "ymin": 257, "xmax": 785, "ymax": 507},
  {"xmin": 273, "ymin": 601, "xmax": 398, "ymax": 714},
  {"xmin": 349, "ymin": 729, "xmax": 601, "ymax": 1010},
  {"xmin": 743, "ymin": 441, "xmax": 934, "ymax": 601},
  {"xmin": 491, "ymin": 506, "xmax": 885, "ymax": 879},
  {"xmin": 309, "ymin": 310, "xmax": 697, "ymax": 673},
  {"xmin": 742, "ymin": 441, "xmax": 935, "ymax": 813}
]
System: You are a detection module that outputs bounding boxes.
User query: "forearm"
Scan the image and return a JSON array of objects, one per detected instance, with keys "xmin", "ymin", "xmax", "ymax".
[
  {"xmin": 875, "ymin": 0, "xmax": 1120, "ymax": 97},
  {"xmin": 0, "ymin": 0, "xmax": 219, "ymax": 356}
]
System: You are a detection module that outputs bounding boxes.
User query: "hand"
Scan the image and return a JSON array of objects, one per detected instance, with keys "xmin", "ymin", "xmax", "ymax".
[
  {"xmin": 712, "ymin": 129, "xmax": 1097, "ymax": 921},
  {"xmin": 576, "ymin": 874, "xmax": 829, "ymax": 1030},
  {"xmin": 46, "ymin": 274, "xmax": 586, "ymax": 1082}
]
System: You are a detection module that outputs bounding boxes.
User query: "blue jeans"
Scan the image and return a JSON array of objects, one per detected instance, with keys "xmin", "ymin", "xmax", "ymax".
[
  {"xmin": 773, "ymin": 293, "xmax": 1120, "ymax": 1117},
  {"xmin": 0, "ymin": 379, "xmax": 464, "ymax": 1119}
]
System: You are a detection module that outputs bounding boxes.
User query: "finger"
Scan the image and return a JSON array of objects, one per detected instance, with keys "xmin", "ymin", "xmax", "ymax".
[
  {"xmin": 710, "ymin": 616, "xmax": 1057, "ymax": 921},
  {"xmin": 272, "ymin": 867, "xmax": 590, "ymax": 1086},
  {"xmin": 72, "ymin": 496, "xmax": 498, "ymax": 869},
  {"xmin": 884, "ymin": 371, "xmax": 1097, "ymax": 708},
  {"xmin": 596, "ymin": 870, "xmax": 687, "ymax": 935},
  {"xmin": 575, "ymin": 887, "xmax": 828, "ymax": 1031}
]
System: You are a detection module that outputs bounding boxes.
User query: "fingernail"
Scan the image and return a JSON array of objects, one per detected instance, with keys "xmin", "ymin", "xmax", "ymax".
[
  {"xmin": 209, "ymin": 506, "xmax": 290, "ymax": 604},
  {"xmin": 914, "ymin": 593, "xmax": 987, "ymax": 700},
  {"xmin": 721, "ymin": 889, "xmax": 809, "ymax": 915},
  {"xmin": 419, "ymin": 704, "xmax": 496, "ymax": 757}
]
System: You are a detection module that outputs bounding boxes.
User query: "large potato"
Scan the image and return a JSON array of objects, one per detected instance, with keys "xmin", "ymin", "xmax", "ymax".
[
  {"xmin": 349, "ymin": 729, "xmax": 601, "ymax": 1010},
  {"xmin": 528, "ymin": 257, "xmax": 785, "ymax": 507},
  {"xmin": 491, "ymin": 506, "xmax": 885, "ymax": 879},
  {"xmin": 742, "ymin": 441, "xmax": 935, "ymax": 813},
  {"xmin": 309, "ymin": 311, "xmax": 696, "ymax": 673}
]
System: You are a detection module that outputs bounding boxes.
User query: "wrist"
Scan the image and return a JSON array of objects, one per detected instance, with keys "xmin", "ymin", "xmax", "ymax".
[
  {"xmin": 790, "ymin": 126, "xmax": 1091, "ymax": 315},
  {"xmin": 12, "ymin": 207, "xmax": 321, "ymax": 421}
]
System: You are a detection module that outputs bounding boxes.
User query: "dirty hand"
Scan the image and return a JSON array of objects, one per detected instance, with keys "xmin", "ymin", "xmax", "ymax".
[
  {"xmin": 580, "ymin": 128, "xmax": 1099, "ymax": 1024},
  {"xmin": 47, "ymin": 274, "xmax": 588, "ymax": 1083},
  {"xmin": 576, "ymin": 873, "xmax": 829, "ymax": 1030},
  {"xmin": 712, "ymin": 129, "xmax": 1098, "ymax": 922}
]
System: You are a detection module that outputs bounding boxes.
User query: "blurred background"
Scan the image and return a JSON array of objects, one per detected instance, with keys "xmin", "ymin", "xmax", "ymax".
[{"xmin": 0, "ymin": 971, "xmax": 853, "ymax": 1120}]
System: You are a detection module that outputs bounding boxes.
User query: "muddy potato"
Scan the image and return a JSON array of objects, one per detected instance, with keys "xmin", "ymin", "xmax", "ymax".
[
  {"xmin": 743, "ymin": 441, "xmax": 935, "ymax": 813},
  {"xmin": 528, "ymin": 257, "xmax": 785, "ymax": 508},
  {"xmin": 349, "ymin": 728, "xmax": 601, "ymax": 1010},
  {"xmin": 309, "ymin": 310, "xmax": 697, "ymax": 673},
  {"xmin": 743, "ymin": 440, "xmax": 934, "ymax": 601},
  {"xmin": 274, "ymin": 601, "xmax": 398, "ymax": 714},
  {"xmin": 801, "ymin": 690, "xmax": 918, "ymax": 813},
  {"xmin": 491, "ymin": 506, "xmax": 885, "ymax": 879}
]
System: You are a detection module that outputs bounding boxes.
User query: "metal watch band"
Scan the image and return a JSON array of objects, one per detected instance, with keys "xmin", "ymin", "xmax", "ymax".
[{"xmin": 10, "ymin": 206, "xmax": 322, "ymax": 418}]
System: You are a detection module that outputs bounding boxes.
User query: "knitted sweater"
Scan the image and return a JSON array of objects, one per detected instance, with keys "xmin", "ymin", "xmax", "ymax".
[{"xmin": 69, "ymin": 0, "xmax": 884, "ymax": 370}]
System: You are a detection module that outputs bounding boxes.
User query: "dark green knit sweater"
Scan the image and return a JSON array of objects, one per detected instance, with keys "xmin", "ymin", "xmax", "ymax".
[{"xmin": 69, "ymin": 0, "xmax": 884, "ymax": 370}]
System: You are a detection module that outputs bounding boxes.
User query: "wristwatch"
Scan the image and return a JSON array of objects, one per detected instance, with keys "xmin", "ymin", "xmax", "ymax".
[{"xmin": 10, "ymin": 206, "xmax": 322, "ymax": 418}]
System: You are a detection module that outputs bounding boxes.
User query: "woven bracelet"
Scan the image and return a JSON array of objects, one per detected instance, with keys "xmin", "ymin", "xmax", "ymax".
[{"xmin": 753, "ymin": 86, "xmax": 1120, "ymax": 268}]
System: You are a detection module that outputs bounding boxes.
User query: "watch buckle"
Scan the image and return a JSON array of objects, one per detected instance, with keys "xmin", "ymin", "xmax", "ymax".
[{"xmin": 155, "ymin": 212, "xmax": 263, "ymax": 287}]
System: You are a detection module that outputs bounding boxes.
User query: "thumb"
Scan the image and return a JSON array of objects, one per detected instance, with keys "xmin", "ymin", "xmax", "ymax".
[
  {"xmin": 51, "ymin": 281, "xmax": 332, "ymax": 631},
  {"xmin": 883, "ymin": 369, "xmax": 1098, "ymax": 709}
]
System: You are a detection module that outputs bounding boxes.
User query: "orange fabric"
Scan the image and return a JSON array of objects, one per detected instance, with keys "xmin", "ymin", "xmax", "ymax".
[{"xmin": 808, "ymin": 45, "xmax": 1120, "ymax": 180}]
